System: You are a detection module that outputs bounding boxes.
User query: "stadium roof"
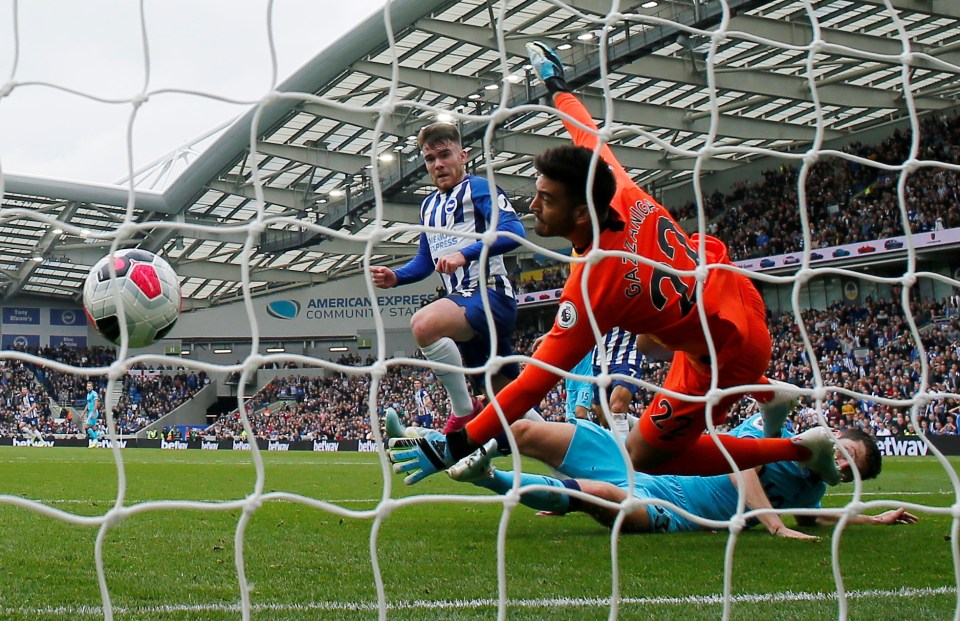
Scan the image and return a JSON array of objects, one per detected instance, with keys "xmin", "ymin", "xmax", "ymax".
[{"xmin": 2, "ymin": 0, "xmax": 958, "ymax": 310}]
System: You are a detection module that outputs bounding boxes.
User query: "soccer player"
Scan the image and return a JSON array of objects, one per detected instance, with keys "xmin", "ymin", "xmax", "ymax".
[
  {"xmin": 370, "ymin": 122, "xmax": 526, "ymax": 433},
  {"xmin": 18, "ymin": 385, "xmax": 45, "ymax": 445},
  {"xmin": 412, "ymin": 379, "xmax": 435, "ymax": 429},
  {"xmin": 83, "ymin": 381, "xmax": 102, "ymax": 445},
  {"xmin": 590, "ymin": 327, "xmax": 644, "ymax": 439},
  {"xmin": 387, "ymin": 42, "xmax": 841, "ymax": 486},
  {"xmin": 564, "ymin": 352, "xmax": 594, "ymax": 422},
  {"xmin": 448, "ymin": 414, "xmax": 917, "ymax": 537}
]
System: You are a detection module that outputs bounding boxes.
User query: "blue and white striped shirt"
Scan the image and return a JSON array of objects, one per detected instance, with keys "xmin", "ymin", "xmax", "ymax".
[
  {"xmin": 591, "ymin": 327, "xmax": 640, "ymax": 368},
  {"xmin": 394, "ymin": 174, "xmax": 523, "ymax": 298}
]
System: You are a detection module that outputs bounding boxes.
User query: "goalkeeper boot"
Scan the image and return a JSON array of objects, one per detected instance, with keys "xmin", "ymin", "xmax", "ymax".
[
  {"xmin": 758, "ymin": 380, "xmax": 799, "ymax": 437},
  {"xmin": 792, "ymin": 426, "xmax": 841, "ymax": 486},
  {"xmin": 525, "ymin": 41, "xmax": 569, "ymax": 93},
  {"xmin": 446, "ymin": 439, "xmax": 498, "ymax": 483}
]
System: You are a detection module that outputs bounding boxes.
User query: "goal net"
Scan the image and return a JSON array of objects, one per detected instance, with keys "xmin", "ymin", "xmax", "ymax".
[{"xmin": 1, "ymin": 0, "xmax": 958, "ymax": 619}]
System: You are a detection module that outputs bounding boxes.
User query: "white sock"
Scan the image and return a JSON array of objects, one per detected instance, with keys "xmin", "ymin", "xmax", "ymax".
[
  {"xmin": 626, "ymin": 414, "xmax": 639, "ymax": 430},
  {"xmin": 522, "ymin": 409, "xmax": 545, "ymax": 423},
  {"xmin": 611, "ymin": 412, "xmax": 630, "ymax": 440},
  {"xmin": 420, "ymin": 337, "xmax": 473, "ymax": 417}
]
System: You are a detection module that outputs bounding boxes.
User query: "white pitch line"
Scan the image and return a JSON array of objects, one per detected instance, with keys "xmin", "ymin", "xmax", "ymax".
[{"xmin": 6, "ymin": 585, "xmax": 955, "ymax": 617}]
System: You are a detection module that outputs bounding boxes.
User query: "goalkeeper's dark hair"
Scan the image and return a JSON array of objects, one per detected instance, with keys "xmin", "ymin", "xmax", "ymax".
[
  {"xmin": 417, "ymin": 122, "xmax": 462, "ymax": 149},
  {"xmin": 534, "ymin": 145, "xmax": 616, "ymax": 225},
  {"xmin": 839, "ymin": 427, "xmax": 882, "ymax": 480}
]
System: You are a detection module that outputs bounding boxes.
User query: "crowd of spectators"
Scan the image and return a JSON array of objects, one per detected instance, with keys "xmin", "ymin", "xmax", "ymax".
[
  {"xmin": 683, "ymin": 110, "xmax": 960, "ymax": 261},
  {"xmin": 0, "ymin": 345, "xmax": 206, "ymax": 438},
  {"xmin": 747, "ymin": 295, "xmax": 960, "ymax": 438},
  {"xmin": 110, "ymin": 371, "xmax": 207, "ymax": 434},
  {"xmin": 517, "ymin": 266, "xmax": 569, "ymax": 294},
  {"xmin": 207, "ymin": 366, "xmax": 449, "ymax": 441}
]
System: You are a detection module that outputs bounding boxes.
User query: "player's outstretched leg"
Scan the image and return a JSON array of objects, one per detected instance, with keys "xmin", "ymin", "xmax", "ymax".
[
  {"xmin": 757, "ymin": 379, "xmax": 800, "ymax": 437},
  {"xmin": 792, "ymin": 426, "xmax": 841, "ymax": 486},
  {"xmin": 447, "ymin": 439, "xmax": 498, "ymax": 482}
]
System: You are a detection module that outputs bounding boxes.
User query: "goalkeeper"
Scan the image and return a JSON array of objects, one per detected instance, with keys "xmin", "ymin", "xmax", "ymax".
[
  {"xmin": 447, "ymin": 414, "xmax": 917, "ymax": 537},
  {"xmin": 388, "ymin": 42, "xmax": 840, "ymax": 486}
]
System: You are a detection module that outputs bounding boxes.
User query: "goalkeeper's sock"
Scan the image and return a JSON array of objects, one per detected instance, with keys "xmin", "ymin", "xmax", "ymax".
[
  {"xmin": 645, "ymin": 434, "xmax": 807, "ymax": 476},
  {"xmin": 420, "ymin": 338, "xmax": 473, "ymax": 417},
  {"xmin": 87, "ymin": 428, "xmax": 99, "ymax": 441},
  {"xmin": 475, "ymin": 471, "xmax": 579, "ymax": 514}
]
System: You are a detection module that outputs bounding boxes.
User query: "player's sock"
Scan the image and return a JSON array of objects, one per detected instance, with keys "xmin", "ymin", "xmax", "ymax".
[
  {"xmin": 753, "ymin": 377, "xmax": 799, "ymax": 437},
  {"xmin": 522, "ymin": 409, "xmax": 545, "ymax": 423},
  {"xmin": 646, "ymin": 434, "xmax": 811, "ymax": 476},
  {"xmin": 626, "ymin": 414, "xmax": 639, "ymax": 430},
  {"xmin": 87, "ymin": 428, "xmax": 98, "ymax": 441},
  {"xmin": 420, "ymin": 338, "xmax": 473, "ymax": 417},
  {"xmin": 475, "ymin": 471, "xmax": 577, "ymax": 514},
  {"xmin": 611, "ymin": 412, "xmax": 630, "ymax": 440}
]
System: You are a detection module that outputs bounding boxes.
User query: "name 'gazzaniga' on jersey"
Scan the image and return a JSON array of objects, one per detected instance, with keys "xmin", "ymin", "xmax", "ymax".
[{"xmin": 416, "ymin": 175, "xmax": 520, "ymax": 298}]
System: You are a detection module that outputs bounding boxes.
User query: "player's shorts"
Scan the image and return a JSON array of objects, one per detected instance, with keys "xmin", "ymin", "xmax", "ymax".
[
  {"xmin": 414, "ymin": 414, "xmax": 433, "ymax": 429},
  {"xmin": 637, "ymin": 272, "xmax": 771, "ymax": 451},
  {"xmin": 592, "ymin": 361, "xmax": 643, "ymax": 401},
  {"xmin": 555, "ymin": 419, "xmax": 708, "ymax": 533},
  {"xmin": 22, "ymin": 416, "xmax": 39, "ymax": 427},
  {"xmin": 565, "ymin": 378, "xmax": 594, "ymax": 419},
  {"xmin": 84, "ymin": 413, "xmax": 99, "ymax": 427},
  {"xmin": 448, "ymin": 288, "xmax": 519, "ymax": 383}
]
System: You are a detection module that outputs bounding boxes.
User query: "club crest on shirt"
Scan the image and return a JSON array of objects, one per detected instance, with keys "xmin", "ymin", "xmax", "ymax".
[
  {"xmin": 557, "ymin": 301, "xmax": 578, "ymax": 329},
  {"xmin": 445, "ymin": 198, "xmax": 458, "ymax": 213}
]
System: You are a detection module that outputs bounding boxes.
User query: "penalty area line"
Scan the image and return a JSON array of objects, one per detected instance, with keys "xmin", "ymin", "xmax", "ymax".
[{"xmin": 12, "ymin": 585, "xmax": 955, "ymax": 617}]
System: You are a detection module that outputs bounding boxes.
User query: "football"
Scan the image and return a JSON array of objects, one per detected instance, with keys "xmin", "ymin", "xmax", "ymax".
[{"xmin": 83, "ymin": 249, "xmax": 181, "ymax": 348}]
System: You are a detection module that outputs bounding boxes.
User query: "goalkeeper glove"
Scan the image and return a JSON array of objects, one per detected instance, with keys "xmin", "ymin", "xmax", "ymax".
[
  {"xmin": 388, "ymin": 428, "xmax": 473, "ymax": 485},
  {"xmin": 525, "ymin": 41, "xmax": 570, "ymax": 94}
]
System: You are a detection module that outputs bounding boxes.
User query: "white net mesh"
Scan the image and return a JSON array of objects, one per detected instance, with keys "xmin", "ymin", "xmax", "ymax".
[{"xmin": 1, "ymin": 0, "xmax": 960, "ymax": 619}]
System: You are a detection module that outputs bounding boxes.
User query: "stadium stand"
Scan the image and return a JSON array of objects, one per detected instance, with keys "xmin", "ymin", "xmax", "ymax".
[{"xmin": 0, "ymin": 346, "xmax": 206, "ymax": 438}]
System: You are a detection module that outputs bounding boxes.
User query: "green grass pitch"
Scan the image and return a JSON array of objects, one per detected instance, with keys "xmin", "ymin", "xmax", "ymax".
[{"xmin": 0, "ymin": 447, "xmax": 956, "ymax": 620}]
